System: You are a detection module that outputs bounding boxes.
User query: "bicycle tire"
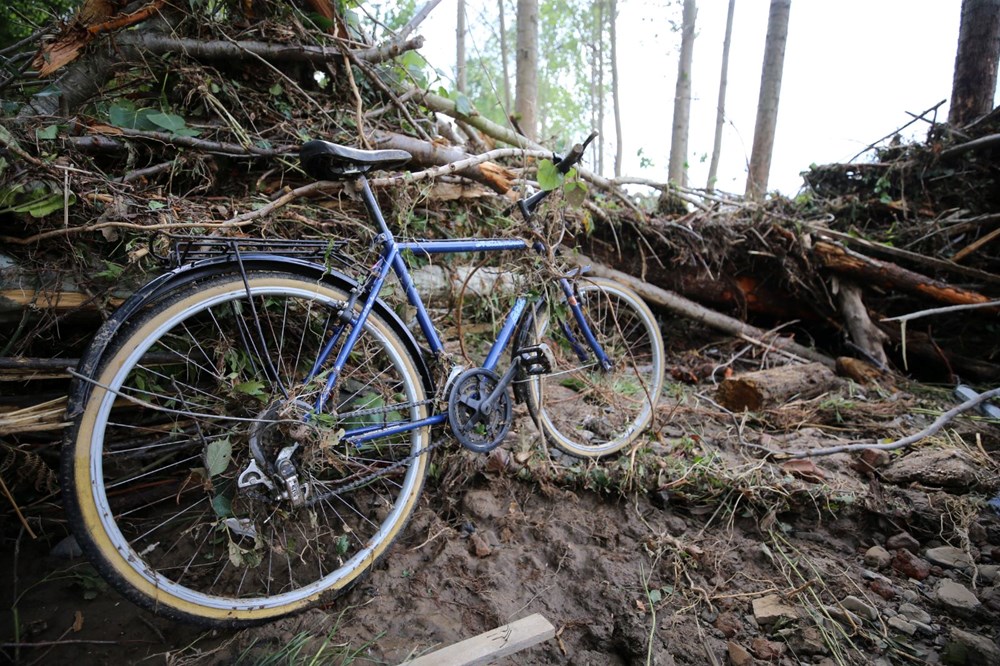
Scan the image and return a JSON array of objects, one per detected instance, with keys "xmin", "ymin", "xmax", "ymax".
[
  {"xmin": 520, "ymin": 276, "xmax": 664, "ymax": 458},
  {"xmin": 62, "ymin": 271, "xmax": 430, "ymax": 626}
]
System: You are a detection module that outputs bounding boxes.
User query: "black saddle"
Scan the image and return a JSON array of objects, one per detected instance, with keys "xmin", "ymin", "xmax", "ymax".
[{"xmin": 300, "ymin": 140, "xmax": 411, "ymax": 180}]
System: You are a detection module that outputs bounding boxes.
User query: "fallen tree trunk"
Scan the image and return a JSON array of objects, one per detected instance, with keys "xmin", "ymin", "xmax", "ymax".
[
  {"xmin": 814, "ymin": 241, "xmax": 994, "ymax": 307},
  {"xmin": 577, "ymin": 257, "xmax": 836, "ymax": 368},
  {"xmin": 716, "ymin": 362, "xmax": 842, "ymax": 411}
]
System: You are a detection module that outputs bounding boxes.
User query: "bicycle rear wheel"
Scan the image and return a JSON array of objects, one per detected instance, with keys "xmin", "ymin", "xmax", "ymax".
[
  {"xmin": 63, "ymin": 270, "xmax": 430, "ymax": 626},
  {"xmin": 521, "ymin": 277, "xmax": 664, "ymax": 458}
]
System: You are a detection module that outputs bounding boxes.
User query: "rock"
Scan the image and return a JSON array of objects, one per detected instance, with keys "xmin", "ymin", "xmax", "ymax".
[
  {"xmin": 911, "ymin": 620, "xmax": 936, "ymax": 636},
  {"xmin": 752, "ymin": 594, "xmax": 799, "ymax": 626},
  {"xmin": 778, "ymin": 626, "xmax": 827, "ymax": 656},
  {"xmin": 461, "ymin": 489, "xmax": 507, "ymax": 522},
  {"xmin": 727, "ymin": 641, "xmax": 753, "ymax": 666},
  {"xmin": 898, "ymin": 602, "xmax": 932, "ymax": 624},
  {"xmin": 469, "ymin": 532, "xmax": 492, "ymax": 558},
  {"xmin": 841, "ymin": 595, "xmax": 878, "ymax": 621},
  {"xmin": 886, "ymin": 532, "xmax": 920, "ymax": 554},
  {"xmin": 901, "ymin": 589, "xmax": 920, "ymax": 603},
  {"xmin": 664, "ymin": 514, "xmax": 687, "ymax": 536},
  {"xmin": 50, "ymin": 535, "xmax": 82, "ymax": 559},
  {"xmin": 980, "ymin": 586, "xmax": 1000, "ymax": 612},
  {"xmin": 976, "ymin": 564, "xmax": 998, "ymax": 583},
  {"xmin": 824, "ymin": 604, "xmax": 863, "ymax": 628},
  {"xmin": 942, "ymin": 627, "xmax": 1000, "ymax": 666},
  {"xmin": 892, "ymin": 548, "xmax": 932, "ymax": 580},
  {"xmin": 851, "ymin": 447, "xmax": 892, "ymax": 472},
  {"xmin": 887, "ymin": 615, "xmax": 917, "ymax": 636},
  {"xmin": 881, "ymin": 448, "xmax": 984, "ymax": 491},
  {"xmin": 925, "ymin": 546, "xmax": 974, "ymax": 570},
  {"xmin": 750, "ymin": 636, "xmax": 785, "ymax": 660},
  {"xmin": 935, "ymin": 579, "xmax": 981, "ymax": 617},
  {"xmin": 868, "ymin": 578, "xmax": 896, "ymax": 600},
  {"xmin": 865, "ymin": 545, "xmax": 892, "ymax": 569},
  {"xmin": 713, "ymin": 611, "xmax": 741, "ymax": 638}
]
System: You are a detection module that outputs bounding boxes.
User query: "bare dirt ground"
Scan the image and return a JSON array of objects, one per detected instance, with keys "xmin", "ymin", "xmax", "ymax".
[{"xmin": 3, "ymin": 330, "xmax": 1000, "ymax": 666}]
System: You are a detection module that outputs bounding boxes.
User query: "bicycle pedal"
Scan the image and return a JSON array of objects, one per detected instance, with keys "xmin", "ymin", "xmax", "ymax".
[{"xmin": 516, "ymin": 344, "xmax": 553, "ymax": 375}]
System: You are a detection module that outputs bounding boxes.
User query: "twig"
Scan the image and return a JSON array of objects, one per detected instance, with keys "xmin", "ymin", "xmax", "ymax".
[
  {"xmin": 0, "ymin": 475, "xmax": 37, "ymax": 539},
  {"xmin": 782, "ymin": 387, "xmax": 1000, "ymax": 459},
  {"xmin": 846, "ymin": 100, "xmax": 945, "ymax": 163},
  {"xmin": 397, "ymin": 0, "xmax": 445, "ymax": 39},
  {"xmin": 882, "ymin": 299, "xmax": 1000, "ymax": 324}
]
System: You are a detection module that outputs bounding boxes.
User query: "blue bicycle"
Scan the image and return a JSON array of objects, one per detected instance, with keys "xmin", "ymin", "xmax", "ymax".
[{"xmin": 61, "ymin": 134, "xmax": 665, "ymax": 625}]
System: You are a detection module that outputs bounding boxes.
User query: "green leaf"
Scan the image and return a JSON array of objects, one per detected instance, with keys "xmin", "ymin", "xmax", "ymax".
[
  {"xmin": 335, "ymin": 535, "xmax": 350, "ymax": 556},
  {"xmin": 148, "ymin": 200, "xmax": 165, "ymax": 211},
  {"xmin": 0, "ymin": 156, "xmax": 7, "ymax": 176},
  {"xmin": 233, "ymin": 380, "xmax": 267, "ymax": 398},
  {"xmin": 648, "ymin": 588, "xmax": 662, "ymax": 604},
  {"xmin": 96, "ymin": 261, "xmax": 124, "ymax": 279},
  {"xmin": 564, "ymin": 180, "xmax": 588, "ymax": 207},
  {"xmin": 454, "ymin": 92, "xmax": 473, "ymax": 116},
  {"xmin": 228, "ymin": 540, "xmax": 244, "ymax": 567},
  {"xmin": 537, "ymin": 159, "xmax": 563, "ymax": 191},
  {"xmin": 211, "ymin": 493, "xmax": 233, "ymax": 518},
  {"xmin": 205, "ymin": 437, "xmax": 232, "ymax": 477},
  {"xmin": 269, "ymin": 83, "xmax": 283, "ymax": 96},
  {"xmin": 108, "ymin": 103, "xmax": 158, "ymax": 131},
  {"xmin": 35, "ymin": 125, "xmax": 59, "ymax": 140},
  {"xmin": 147, "ymin": 112, "xmax": 187, "ymax": 133}
]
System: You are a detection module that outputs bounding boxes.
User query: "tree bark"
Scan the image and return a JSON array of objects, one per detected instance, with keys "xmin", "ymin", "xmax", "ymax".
[
  {"xmin": 745, "ymin": 0, "xmax": 790, "ymax": 200},
  {"xmin": 707, "ymin": 0, "xmax": 735, "ymax": 192},
  {"xmin": 456, "ymin": 0, "xmax": 467, "ymax": 93},
  {"xmin": 948, "ymin": 0, "xmax": 1000, "ymax": 127},
  {"xmin": 610, "ymin": 0, "xmax": 623, "ymax": 177},
  {"xmin": 833, "ymin": 277, "xmax": 888, "ymax": 367},
  {"xmin": 498, "ymin": 0, "xmax": 512, "ymax": 112},
  {"xmin": 814, "ymin": 241, "xmax": 993, "ymax": 307},
  {"xmin": 372, "ymin": 131, "xmax": 516, "ymax": 193},
  {"xmin": 717, "ymin": 362, "xmax": 841, "ymax": 411},
  {"xmin": 515, "ymin": 0, "xmax": 539, "ymax": 140},
  {"xmin": 668, "ymin": 0, "xmax": 697, "ymax": 187}
]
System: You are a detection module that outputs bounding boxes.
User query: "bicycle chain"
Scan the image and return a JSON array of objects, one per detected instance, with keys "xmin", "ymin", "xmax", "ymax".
[{"xmin": 240, "ymin": 397, "xmax": 447, "ymax": 507}]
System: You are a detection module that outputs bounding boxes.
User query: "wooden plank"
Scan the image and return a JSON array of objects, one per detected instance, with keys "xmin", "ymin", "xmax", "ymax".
[{"xmin": 400, "ymin": 613, "xmax": 555, "ymax": 666}]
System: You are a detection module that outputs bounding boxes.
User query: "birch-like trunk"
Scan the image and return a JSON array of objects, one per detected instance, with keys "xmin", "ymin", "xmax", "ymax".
[
  {"xmin": 706, "ymin": 0, "xmax": 735, "ymax": 192},
  {"xmin": 667, "ymin": 0, "xmax": 696, "ymax": 187},
  {"xmin": 745, "ymin": 0, "xmax": 790, "ymax": 200},
  {"xmin": 515, "ymin": 0, "xmax": 539, "ymax": 140}
]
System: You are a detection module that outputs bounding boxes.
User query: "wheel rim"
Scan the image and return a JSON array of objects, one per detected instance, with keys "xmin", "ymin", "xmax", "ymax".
[
  {"xmin": 81, "ymin": 279, "xmax": 426, "ymax": 613},
  {"xmin": 531, "ymin": 281, "xmax": 662, "ymax": 456}
]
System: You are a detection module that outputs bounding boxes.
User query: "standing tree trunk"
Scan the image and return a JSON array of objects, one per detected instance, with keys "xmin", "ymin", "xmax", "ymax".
[
  {"xmin": 667, "ymin": 0, "xmax": 697, "ymax": 186},
  {"xmin": 610, "ymin": 0, "xmax": 623, "ymax": 177},
  {"xmin": 591, "ymin": 0, "xmax": 606, "ymax": 173},
  {"xmin": 949, "ymin": 0, "xmax": 1000, "ymax": 127},
  {"xmin": 515, "ymin": 0, "xmax": 539, "ymax": 140},
  {"xmin": 498, "ymin": 0, "xmax": 512, "ymax": 112},
  {"xmin": 456, "ymin": 0, "xmax": 467, "ymax": 93},
  {"xmin": 745, "ymin": 0, "xmax": 790, "ymax": 200},
  {"xmin": 707, "ymin": 0, "xmax": 736, "ymax": 192}
]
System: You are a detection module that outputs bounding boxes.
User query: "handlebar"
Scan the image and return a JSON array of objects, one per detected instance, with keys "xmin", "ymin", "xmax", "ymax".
[{"xmin": 517, "ymin": 131, "xmax": 599, "ymax": 220}]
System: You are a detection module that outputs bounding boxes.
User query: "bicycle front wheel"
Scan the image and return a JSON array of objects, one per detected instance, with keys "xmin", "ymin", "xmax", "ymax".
[
  {"xmin": 522, "ymin": 276, "xmax": 664, "ymax": 458},
  {"xmin": 63, "ymin": 271, "xmax": 430, "ymax": 626}
]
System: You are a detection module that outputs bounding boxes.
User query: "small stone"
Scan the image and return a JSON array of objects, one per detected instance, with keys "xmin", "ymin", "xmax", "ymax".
[
  {"xmin": 892, "ymin": 548, "xmax": 932, "ymax": 580},
  {"xmin": 911, "ymin": 620, "xmax": 936, "ymax": 636},
  {"xmin": 841, "ymin": 595, "xmax": 878, "ymax": 621},
  {"xmin": 665, "ymin": 515, "xmax": 687, "ymax": 536},
  {"xmin": 980, "ymin": 586, "xmax": 1000, "ymax": 612},
  {"xmin": 750, "ymin": 636, "xmax": 785, "ymax": 660},
  {"xmin": 824, "ymin": 604, "xmax": 863, "ymax": 628},
  {"xmin": 935, "ymin": 579, "xmax": 981, "ymax": 617},
  {"xmin": 50, "ymin": 535, "xmax": 82, "ymax": 559},
  {"xmin": 752, "ymin": 594, "xmax": 799, "ymax": 626},
  {"xmin": 469, "ymin": 532, "xmax": 492, "ymax": 558},
  {"xmin": 886, "ymin": 532, "xmax": 920, "ymax": 554},
  {"xmin": 944, "ymin": 627, "xmax": 1000, "ymax": 666},
  {"xmin": 727, "ymin": 641, "xmax": 753, "ymax": 666},
  {"xmin": 976, "ymin": 565, "xmax": 999, "ymax": 584},
  {"xmin": 901, "ymin": 589, "xmax": 920, "ymax": 603},
  {"xmin": 865, "ymin": 545, "xmax": 893, "ymax": 569},
  {"xmin": 887, "ymin": 616, "xmax": 917, "ymax": 636},
  {"xmin": 778, "ymin": 626, "xmax": 827, "ymax": 656},
  {"xmin": 899, "ymin": 602, "xmax": 932, "ymax": 624},
  {"xmin": 881, "ymin": 448, "xmax": 983, "ymax": 490},
  {"xmin": 868, "ymin": 578, "xmax": 896, "ymax": 600},
  {"xmin": 926, "ymin": 546, "xmax": 973, "ymax": 570},
  {"xmin": 857, "ymin": 447, "xmax": 892, "ymax": 470},
  {"xmin": 713, "ymin": 611, "xmax": 741, "ymax": 638}
]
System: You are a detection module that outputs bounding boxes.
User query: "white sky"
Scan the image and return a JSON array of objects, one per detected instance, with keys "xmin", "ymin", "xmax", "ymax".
[{"xmin": 411, "ymin": 0, "xmax": 977, "ymax": 195}]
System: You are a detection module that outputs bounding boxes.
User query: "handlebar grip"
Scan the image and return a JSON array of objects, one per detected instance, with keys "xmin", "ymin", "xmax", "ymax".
[{"xmin": 555, "ymin": 130, "xmax": 599, "ymax": 174}]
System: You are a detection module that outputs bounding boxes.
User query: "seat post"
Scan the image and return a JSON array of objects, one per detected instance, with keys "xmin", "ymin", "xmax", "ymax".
[{"xmin": 356, "ymin": 175, "xmax": 395, "ymax": 243}]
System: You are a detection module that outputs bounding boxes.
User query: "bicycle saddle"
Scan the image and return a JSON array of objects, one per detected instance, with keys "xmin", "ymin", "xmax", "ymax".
[{"xmin": 300, "ymin": 140, "xmax": 411, "ymax": 180}]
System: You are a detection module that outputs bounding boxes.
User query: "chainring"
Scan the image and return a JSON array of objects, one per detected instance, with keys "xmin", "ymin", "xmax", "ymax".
[{"xmin": 447, "ymin": 367, "xmax": 513, "ymax": 453}]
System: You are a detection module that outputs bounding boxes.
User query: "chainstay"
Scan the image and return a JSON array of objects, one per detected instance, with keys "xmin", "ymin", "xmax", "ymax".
[{"xmin": 305, "ymin": 434, "xmax": 448, "ymax": 506}]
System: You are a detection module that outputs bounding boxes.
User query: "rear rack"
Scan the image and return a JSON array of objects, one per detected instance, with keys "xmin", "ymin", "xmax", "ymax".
[{"xmin": 166, "ymin": 235, "xmax": 356, "ymax": 270}]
